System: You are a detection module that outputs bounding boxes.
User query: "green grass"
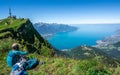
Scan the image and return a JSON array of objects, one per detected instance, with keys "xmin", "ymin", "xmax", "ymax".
[
  {"xmin": 0, "ymin": 38, "xmax": 17, "ymax": 52},
  {"xmin": 0, "ymin": 37, "xmax": 113, "ymax": 75},
  {"xmin": 0, "ymin": 52, "xmax": 113, "ymax": 75},
  {"xmin": 0, "ymin": 38, "xmax": 112, "ymax": 75},
  {"xmin": 0, "ymin": 17, "xmax": 55, "ymax": 56},
  {"xmin": 0, "ymin": 38, "xmax": 119, "ymax": 75},
  {"xmin": 0, "ymin": 18, "xmax": 28, "ymax": 32},
  {"xmin": 0, "ymin": 31, "xmax": 12, "ymax": 39}
]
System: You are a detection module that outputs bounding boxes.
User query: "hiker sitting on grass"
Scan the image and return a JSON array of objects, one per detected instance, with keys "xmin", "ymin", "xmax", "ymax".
[
  {"xmin": 7, "ymin": 43, "xmax": 44, "ymax": 75},
  {"xmin": 7, "ymin": 43, "xmax": 28, "ymax": 67},
  {"xmin": 10, "ymin": 55, "xmax": 40, "ymax": 75},
  {"xmin": 7, "ymin": 43, "xmax": 39, "ymax": 68}
]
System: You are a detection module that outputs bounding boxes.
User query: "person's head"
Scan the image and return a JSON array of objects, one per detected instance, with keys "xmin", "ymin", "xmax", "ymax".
[{"xmin": 12, "ymin": 43, "xmax": 20, "ymax": 50}]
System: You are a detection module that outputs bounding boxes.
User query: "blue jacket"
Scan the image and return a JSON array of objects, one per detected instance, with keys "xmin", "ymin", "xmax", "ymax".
[{"xmin": 7, "ymin": 50, "xmax": 28, "ymax": 67}]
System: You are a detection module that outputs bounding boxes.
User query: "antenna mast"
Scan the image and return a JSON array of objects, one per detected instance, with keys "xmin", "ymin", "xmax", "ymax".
[{"xmin": 9, "ymin": 8, "xmax": 12, "ymax": 17}]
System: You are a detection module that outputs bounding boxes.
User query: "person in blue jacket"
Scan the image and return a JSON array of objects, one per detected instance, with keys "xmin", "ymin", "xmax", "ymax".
[
  {"xmin": 7, "ymin": 43, "xmax": 40, "ymax": 75},
  {"xmin": 7, "ymin": 43, "xmax": 28, "ymax": 67}
]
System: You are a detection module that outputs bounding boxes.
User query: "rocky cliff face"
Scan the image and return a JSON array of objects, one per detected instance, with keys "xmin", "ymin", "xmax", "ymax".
[{"xmin": 0, "ymin": 17, "xmax": 55, "ymax": 56}]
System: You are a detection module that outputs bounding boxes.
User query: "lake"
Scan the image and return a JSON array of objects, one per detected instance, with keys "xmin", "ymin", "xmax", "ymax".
[{"xmin": 48, "ymin": 24, "xmax": 120, "ymax": 50}]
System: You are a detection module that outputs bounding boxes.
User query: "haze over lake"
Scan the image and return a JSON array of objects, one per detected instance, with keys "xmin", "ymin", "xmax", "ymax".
[{"xmin": 48, "ymin": 24, "xmax": 120, "ymax": 50}]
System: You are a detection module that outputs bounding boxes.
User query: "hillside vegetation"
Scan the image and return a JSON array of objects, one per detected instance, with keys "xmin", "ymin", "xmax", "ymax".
[
  {"xmin": 1, "ymin": 17, "xmax": 120, "ymax": 75},
  {"xmin": 0, "ymin": 52, "xmax": 113, "ymax": 75},
  {"xmin": 0, "ymin": 17, "xmax": 55, "ymax": 56},
  {"xmin": 1, "ymin": 41, "xmax": 120, "ymax": 75},
  {"xmin": 96, "ymin": 32, "xmax": 120, "ymax": 60}
]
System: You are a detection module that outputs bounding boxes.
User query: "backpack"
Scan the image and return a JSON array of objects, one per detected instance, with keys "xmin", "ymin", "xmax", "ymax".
[
  {"xmin": 10, "ymin": 62, "xmax": 27, "ymax": 75},
  {"xmin": 10, "ymin": 56, "xmax": 28, "ymax": 75}
]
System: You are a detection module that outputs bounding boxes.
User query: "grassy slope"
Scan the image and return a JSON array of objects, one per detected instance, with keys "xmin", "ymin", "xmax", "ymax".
[
  {"xmin": 0, "ymin": 18, "xmax": 28, "ymax": 31},
  {"xmin": 0, "ymin": 17, "xmax": 55, "ymax": 56},
  {"xmin": 0, "ymin": 18, "xmax": 120, "ymax": 75},
  {"xmin": 0, "ymin": 38, "xmax": 120, "ymax": 75},
  {"xmin": 0, "ymin": 18, "xmax": 28, "ymax": 39},
  {"xmin": 0, "ymin": 52, "xmax": 112, "ymax": 75}
]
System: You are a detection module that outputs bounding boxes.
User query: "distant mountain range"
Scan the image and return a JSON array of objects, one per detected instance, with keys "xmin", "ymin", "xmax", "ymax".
[{"xmin": 34, "ymin": 22, "xmax": 78, "ymax": 39}]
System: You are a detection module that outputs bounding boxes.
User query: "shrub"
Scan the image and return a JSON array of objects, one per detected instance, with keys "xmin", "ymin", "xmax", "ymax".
[
  {"xmin": 86, "ymin": 67, "xmax": 112, "ymax": 75},
  {"xmin": 0, "ymin": 38, "xmax": 17, "ymax": 52}
]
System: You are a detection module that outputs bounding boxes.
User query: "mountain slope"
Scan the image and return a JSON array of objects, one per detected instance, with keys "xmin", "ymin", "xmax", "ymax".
[
  {"xmin": 60, "ymin": 46, "xmax": 107, "ymax": 59},
  {"xmin": 0, "ymin": 17, "xmax": 55, "ymax": 56},
  {"xmin": 0, "ymin": 52, "xmax": 114, "ymax": 75},
  {"xmin": 34, "ymin": 23, "xmax": 78, "ymax": 39},
  {"xmin": 95, "ymin": 31, "xmax": 120, "ymax": 60},
  {"xmin": 1, "ymin": 17, "xmax": 120, "ymax": 75},
  {"xmin": 60, "ymin": 46, "xmax": 120, "ymax": 67}
]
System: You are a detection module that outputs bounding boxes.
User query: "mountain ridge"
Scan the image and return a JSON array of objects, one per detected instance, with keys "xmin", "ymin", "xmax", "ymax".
[
  {"xmin": 34, "ymin": 22, "xmax": 78, "ymax": 39},
  {"xmin": 0, "ymin": 17, "xmax": 55, "ymax": 56}
]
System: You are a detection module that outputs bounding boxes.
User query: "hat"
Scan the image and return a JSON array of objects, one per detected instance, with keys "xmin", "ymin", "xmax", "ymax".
[{"xmin": 12, "ymin": 43, "xmax": 19, "ymax": 50}]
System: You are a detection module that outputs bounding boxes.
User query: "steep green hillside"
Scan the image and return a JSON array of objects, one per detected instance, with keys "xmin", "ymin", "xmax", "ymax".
[
  {"xmin": 1, "ymin": 17, "xmax": 120, "ymax": 75},
  {"xmin": 97, "ymin": 41, "xmax": 120, "ymax": 60},
  {"xmin": 1, "ymin": 38, "xmax": 115, "ymax": 75},
  {"xmin": 1, "ymin": 50, "xmax": 120, "ymax": 75},
  {"xmin": 67, "ymin": 46, "xmax": 109, "ymax": 59},
  {"xmin": 56, "ymin": 46, "xmax": 108, "ymax": 59},
  {"xmin": 0, "ymin": 52, "xmax": 113, "ymax": 75},
  {"xmin": 0, "ymin": 17, "xmax": 55, "ymax": 56},
  {"xmin": 60, "ymin": 46, "xmax": 120, "ymax": 67}
]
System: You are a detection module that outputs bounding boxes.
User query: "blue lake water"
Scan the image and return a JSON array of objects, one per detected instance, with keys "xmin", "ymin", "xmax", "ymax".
[{"xmin": 48, "ymin": 24, "xmax": 120, "ymax": 50}]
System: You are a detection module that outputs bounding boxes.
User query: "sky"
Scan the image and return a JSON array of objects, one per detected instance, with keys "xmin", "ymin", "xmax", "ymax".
[{"xmin": 0, "ymin": 0, "xmax": 120, "ymax": 24}]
